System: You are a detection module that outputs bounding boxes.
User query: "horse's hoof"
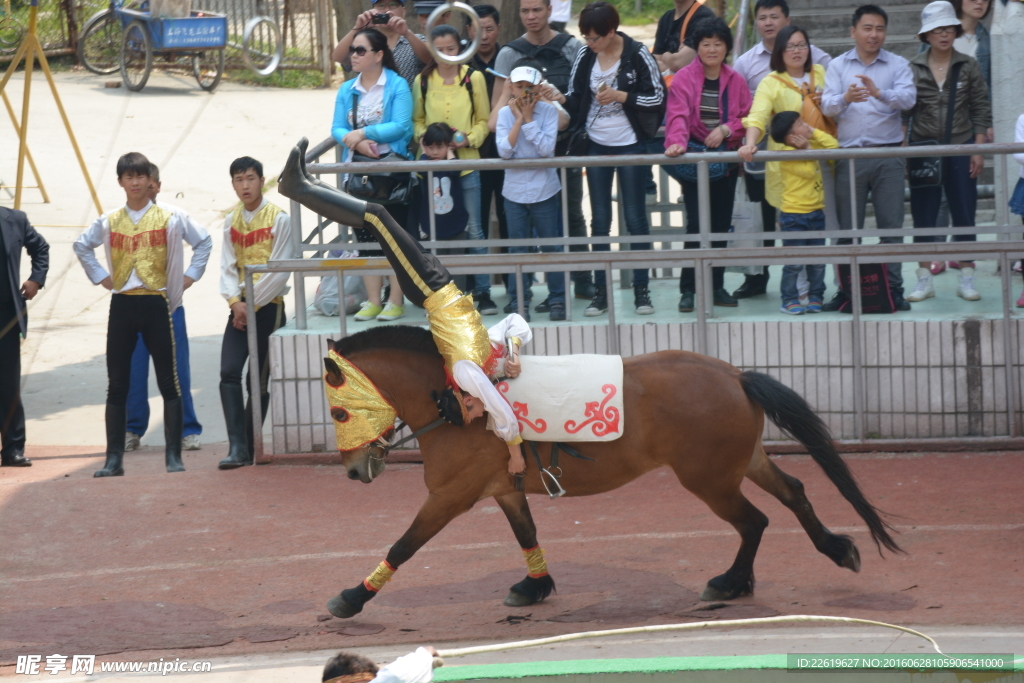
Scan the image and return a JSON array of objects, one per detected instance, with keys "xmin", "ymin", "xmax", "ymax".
[
  {"xmin": 700, "ymin": 585, "xmax": 739, "ymax": 601},
  {"xmin": 840, "ymin": 543, "xmax": 861, "ymax": 572},
  {"xmin": 327, "ymin": 594, "xmax": 361, "ymax": 619},
  {"xmin": 503, "ymin": 590, "xmax": 536, "ymax": 607},
  {"xmin": 700, "ymin": 573, "xmax": 750, "ymax": 601}
]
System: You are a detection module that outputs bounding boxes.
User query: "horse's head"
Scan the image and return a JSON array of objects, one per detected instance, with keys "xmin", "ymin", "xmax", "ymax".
[{"xmin": 323, "ymin": 342, "xmax": 398, "ymax": 484}]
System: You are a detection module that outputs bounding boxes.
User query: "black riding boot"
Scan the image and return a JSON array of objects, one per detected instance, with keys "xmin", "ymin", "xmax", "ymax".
[
  {"xmin": 95, "ymin": 403, "xmax": 126, "ymax": 477},
  {"xmin": 218, "ymin": 382, "xmax": 250, "ymax": 470},
  {"xmin": 164, "ymin": 397, "xmax": 185, "ymax": 473},
  {"xmin": 278, "ymin": 138, "xmax": 367, "ymax": 227},
  {"xmin": 244, "ymin": 393, "xmax": 271, "ymax": 461}
]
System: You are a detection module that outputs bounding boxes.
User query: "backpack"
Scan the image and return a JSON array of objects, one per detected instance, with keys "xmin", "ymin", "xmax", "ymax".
[
  {"xmin": 421, "ymin": 65, "xmax": 478, "ymax": 121},
  {"xmin": 506, "ymin": 32, "xmax": 574, "ymax": 94}
]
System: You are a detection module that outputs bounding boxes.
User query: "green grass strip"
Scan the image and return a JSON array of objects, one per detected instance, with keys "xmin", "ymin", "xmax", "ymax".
[{"xmin": 434, "ymin": 655, "xmax": 788, "ymax": 680}]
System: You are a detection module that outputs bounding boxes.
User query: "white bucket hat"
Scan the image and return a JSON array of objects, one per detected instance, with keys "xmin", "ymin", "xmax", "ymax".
[{"xmin": 919, "ymin": 0, "xmax": 960, "ymax": 35}]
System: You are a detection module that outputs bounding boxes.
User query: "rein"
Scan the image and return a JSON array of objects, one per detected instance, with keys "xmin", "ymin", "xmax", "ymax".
[{"xmin": 370, "ymin": 417, "xmax": 448, "ymax": 463}]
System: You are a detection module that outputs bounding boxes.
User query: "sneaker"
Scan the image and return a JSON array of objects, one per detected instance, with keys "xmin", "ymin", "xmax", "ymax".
[
  {"xmin": 645, "ymin": 192, "xmax": 658, "ymax": 206},
  {"xmin": 634, "ymin": 286, "xmax": 654, "ymax": 315},
  {"xmin": 182, "ymin": 434, "xmax": 201, "ymax": 450},
  {"xmin": 354, "ymin": 301, "xmax": 383, "ymax": 321},
  {"xmin": 805, "ymin": 297, "xmax": 823, "ymax": 314},
  {"xmin": 822, "ymin": 291, "xmax": 846, "ymax": 312},
  {"xmin": 956, "ymin": 268, "xmax": 980, "ymax": 301},
  {"xmin": 713, "ymin": 288, "xmax": 738, "ymax": 307},
  {"xmin": 377, "ymin": 302, "xmax": 406, "ymax": 321},
  {"xmin": 476, "ymin": 293, "xmax": 499, "ymax": 315},
  {"xmin": 948, "ymin": 261, "xmax": 963, "ymax": 270},
  {"xmin": 534, "ymin": 297, "xmax": 551, "ymax": 313},
  {"xmin": 504, "ymin": 296, "xmax": 531, "ymax": 314},
  {"xmin": 781, "ymin": 301, "xmax": 804, "ymax": 315},
  {"xmin": 906, "ymin": 268, "xmax": 936, "ymax": 302},
  {"xmin": 584, "ymin": 288, "xmax": 608, "ymax": 317},
  {"xmin": 574, "ymin": 280, "xmax": 596, "ymax": 300},
  {"xmin": 929, "ymin": 261, "xmax": 947, "ymax": 275},
  {"xmin": 1017, "ymin": 289, "xmax": 1024, "ymax": 308},
  {"xmin": 678, "ymin": 291, "xmax": 695, "ymax": 312},
  {"xmin": 893, "ymin": 293, "xmax": 911, "ymax": 311},
  {"xmin": 125, "ymin": 432, "xmax": 141, "ymax": 451},
  {"xmin": 549, "ymin": 302, "xmax": 566, "ymax": 321}
]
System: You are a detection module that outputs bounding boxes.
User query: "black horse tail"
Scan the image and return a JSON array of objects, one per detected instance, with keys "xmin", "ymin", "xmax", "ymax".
[{"xmin": 739, "ymin": 371, "xmax": 902, "ymax": 555}]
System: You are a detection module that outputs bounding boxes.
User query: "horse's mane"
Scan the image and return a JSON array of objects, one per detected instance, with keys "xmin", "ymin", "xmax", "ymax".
[{"xmin": 332, "ymin": 325, "xmax": 440, "ymax": 358}]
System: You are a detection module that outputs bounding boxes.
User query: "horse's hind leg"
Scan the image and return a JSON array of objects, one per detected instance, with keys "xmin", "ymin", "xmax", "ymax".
[
  {"xmin": 494, "ymin": 490, "xmax": 555, "ymax": 607},
  {"xmin": 745, "ymin": 444, "xmax": 861, "ymax": 572},
  {"xmin": 691, "ymin": 486, "xmax": 769, "ymax": 601}
]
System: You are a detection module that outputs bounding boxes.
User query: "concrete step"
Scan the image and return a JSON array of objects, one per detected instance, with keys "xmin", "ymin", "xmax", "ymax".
[{"xmin": 790, "ymin": 4, "xmax": 926, "ymax": 38}]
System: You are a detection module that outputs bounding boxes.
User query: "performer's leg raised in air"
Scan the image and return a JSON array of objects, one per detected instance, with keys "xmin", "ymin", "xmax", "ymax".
[{"xmin": 279, "ymin": 138, "xmax": 529, "ymax": 473}]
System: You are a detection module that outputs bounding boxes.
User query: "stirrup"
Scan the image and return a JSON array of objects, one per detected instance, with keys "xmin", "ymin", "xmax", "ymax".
[{"xmin": 540, "ymin": 468, "xmax": 566, "ymax": 498}]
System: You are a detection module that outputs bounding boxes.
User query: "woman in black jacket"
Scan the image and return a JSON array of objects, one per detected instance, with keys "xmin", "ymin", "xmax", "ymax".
[{"xmin": 555, "ymin": 1, "xmax": 666, "ymax": 317}]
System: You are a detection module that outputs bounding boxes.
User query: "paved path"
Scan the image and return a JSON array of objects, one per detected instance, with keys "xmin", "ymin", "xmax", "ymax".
[{"xmin": 1, "ymin": 448, "xmax": 1021, "ymax": 677}]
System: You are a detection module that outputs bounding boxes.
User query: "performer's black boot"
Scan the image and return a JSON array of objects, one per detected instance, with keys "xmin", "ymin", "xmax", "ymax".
[
  {"xmin": 244, "ymin": 393, "xmax": 271, "ymax": 462},
  {"xmin": 164, "ymin": 397, "xmax": 185, "ymax": 473},
  {"xmin": 218, "ymin": 382, "xmax": 251, "ymax": 469},
  {"xmin": 278, "ymin": 138, "xmax": 367, "ymax": 227},
  {"xmin": 95, "ymin": 403, "xmax": 126, "ymax": 477}
]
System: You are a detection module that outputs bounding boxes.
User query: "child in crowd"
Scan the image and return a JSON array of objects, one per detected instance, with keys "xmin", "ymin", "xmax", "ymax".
[
  {"xmin": 418, "ymin": 122, "xmax": 469, "ymax": 243},
  {"xmin": 768, "ymin": 110, "xmax": 838, "ymax": 315},
  {"xmin": 496, "ymin": 61, "xmax": 565, "ymax": 322},
  {"xmin": 1012, "ymin": 111, "xmax": 1024, "ymax": 308}
]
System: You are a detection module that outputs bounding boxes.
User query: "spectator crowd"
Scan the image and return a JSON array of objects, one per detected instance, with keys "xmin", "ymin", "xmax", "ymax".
[{"xmin": 330, "ymin": 0, "xmax": 1023, "ymax": 320}]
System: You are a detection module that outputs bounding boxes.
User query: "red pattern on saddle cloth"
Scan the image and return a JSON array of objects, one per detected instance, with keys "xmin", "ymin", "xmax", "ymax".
[
  {"xmin": 496, "ymin": 381, "xmax": 547, "ymax": 433},
  {"xmin": 230, "ymin": 226, "xmax": 273, "ymax": 247},
  {"xmin": 564, "ymin": 384, "xmax": 620, "ymax": 437}
]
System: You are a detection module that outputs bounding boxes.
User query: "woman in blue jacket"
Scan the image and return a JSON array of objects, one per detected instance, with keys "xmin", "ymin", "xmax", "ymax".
[{"xmin": 332, "ymin": 28, "xmax": 415, "ymax": 322}]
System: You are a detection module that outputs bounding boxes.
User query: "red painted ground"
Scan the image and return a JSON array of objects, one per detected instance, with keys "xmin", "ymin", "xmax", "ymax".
[{"xmin": 0, "ymin": 446, "xmax": 1021, "ymax": 666}]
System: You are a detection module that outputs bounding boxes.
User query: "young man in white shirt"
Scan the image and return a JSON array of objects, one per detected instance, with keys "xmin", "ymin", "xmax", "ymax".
[
  {"xmin": 73, "ymin": 152, "xmax": 212, "ymax": 477},
  {"xmin": 218, "ymin": 156, "xmax": 293, "ymax": 469}
]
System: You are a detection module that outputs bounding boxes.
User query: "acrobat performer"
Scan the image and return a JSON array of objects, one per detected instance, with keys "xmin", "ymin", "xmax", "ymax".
[{"xmin": 278, "ymin": 138, "xmax": 530, "ymax": 474}]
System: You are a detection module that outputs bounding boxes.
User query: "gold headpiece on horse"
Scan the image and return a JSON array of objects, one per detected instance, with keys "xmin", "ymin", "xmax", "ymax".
[{"xmin": 323, "ymin": 348, "xmax": 398, "ymax": 452}]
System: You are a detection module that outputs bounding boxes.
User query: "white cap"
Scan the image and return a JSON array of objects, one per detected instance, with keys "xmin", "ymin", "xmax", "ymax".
[
  {"xmin": 919, "ymin": 1, "xmax": 960, "ymax": 35},
  {"xmin": 509, "ymin": 66, "xmax": 543, "ymax": 85}
]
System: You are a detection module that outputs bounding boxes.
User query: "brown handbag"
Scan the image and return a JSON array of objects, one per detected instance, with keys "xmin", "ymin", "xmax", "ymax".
[{"xmin": 770, "ymin": 70, "xmax": 837, "ymax": 138}]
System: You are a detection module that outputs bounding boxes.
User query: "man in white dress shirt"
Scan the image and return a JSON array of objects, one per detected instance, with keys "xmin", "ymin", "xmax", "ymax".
[{"xmin": 73, "ymin": 152, "xmax": 212, "ymax": 477}]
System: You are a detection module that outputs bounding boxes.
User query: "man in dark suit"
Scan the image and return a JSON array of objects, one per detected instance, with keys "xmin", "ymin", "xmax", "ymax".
[{"xmin": 1, "ymin": 207, "xmax": 49, "ymax": 467}]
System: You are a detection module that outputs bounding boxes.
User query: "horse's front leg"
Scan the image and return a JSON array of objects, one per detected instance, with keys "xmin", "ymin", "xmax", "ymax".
[
  {"xmin": 327, "ymin": 491, "xmax": 476, "ymax": 618},
  {"xmin": 494, "ymin": 491, "xmax": 556, "ymax": 607}
]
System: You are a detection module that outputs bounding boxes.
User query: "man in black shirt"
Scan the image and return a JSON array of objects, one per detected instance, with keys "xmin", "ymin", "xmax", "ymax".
[
  {"xmin": 0, "ymin": 207, "xmax": 49, "ymax": 467},
  {"xmin": 652, "ymin": 0, "xmax": 717, "ymax": 72},
  {"xmin": 468, "ymin": 4, "xmax": 509, "ymax": 283}
]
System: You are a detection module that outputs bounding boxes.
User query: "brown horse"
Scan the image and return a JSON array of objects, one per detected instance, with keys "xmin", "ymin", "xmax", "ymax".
[{"xmin": 322, "ymin": 326, "xmax": 900, "ymax": 619}]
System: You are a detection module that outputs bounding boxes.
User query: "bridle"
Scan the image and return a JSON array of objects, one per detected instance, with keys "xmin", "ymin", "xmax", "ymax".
[{"xmin": 366, "ymin": 417, "xmax": 448, "ymax": 465}]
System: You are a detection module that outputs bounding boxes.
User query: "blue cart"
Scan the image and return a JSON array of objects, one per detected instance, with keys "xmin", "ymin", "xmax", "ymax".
[{"xmin": 116, "ymin": 6, "xmax": 227, "ymax": 92}]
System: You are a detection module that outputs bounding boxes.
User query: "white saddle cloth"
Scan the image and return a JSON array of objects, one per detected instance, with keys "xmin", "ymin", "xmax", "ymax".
[{"xmin": 494, "ymin": 354, "xmax": 624, "ymax": 443}]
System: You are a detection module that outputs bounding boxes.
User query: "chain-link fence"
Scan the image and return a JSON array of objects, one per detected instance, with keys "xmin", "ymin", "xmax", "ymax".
[{"xmin": 0, "ymin": 0, "xmax": 108, "ymax": 60}]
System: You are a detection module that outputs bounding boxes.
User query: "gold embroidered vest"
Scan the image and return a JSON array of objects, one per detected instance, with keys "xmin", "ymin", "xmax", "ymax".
[
  {"xmin": 231, "ymin": 202, "xmax": 282, "ymax": 285},
  {"xmin": 109, "ymin": 205, "xmax": 173, "ymax": 291},
  {"xmin": 424, "ymin": 282, "xmax": 495, "ymax": 372}
]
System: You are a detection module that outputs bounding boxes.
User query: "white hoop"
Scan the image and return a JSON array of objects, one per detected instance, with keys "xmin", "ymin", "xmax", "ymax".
[
  {"xmin": 424, "ymin": 2, "xmax": 480, "ymax": 67},
  {"xmin": 242, "ymin": 16, "xmax": 283, "ymax": 77}
]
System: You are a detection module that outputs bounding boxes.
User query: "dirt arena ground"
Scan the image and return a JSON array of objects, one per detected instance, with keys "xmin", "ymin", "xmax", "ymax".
[{"xmin": 1, "ymin": 446, "xmax": 1021, "ymax": 670}]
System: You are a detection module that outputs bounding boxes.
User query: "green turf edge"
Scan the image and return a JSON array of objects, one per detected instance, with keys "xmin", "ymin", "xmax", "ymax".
[{"xmin": 433, "ymin": 654, "xmax": 788, "ymax": 680}]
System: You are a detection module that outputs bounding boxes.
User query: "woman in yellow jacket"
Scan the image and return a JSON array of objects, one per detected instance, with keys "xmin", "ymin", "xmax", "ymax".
[
  {"xmin": 412, "ymin": 24, "xmax": 494, "ymax": 314},
  {"xmin": 738, "ymin": 26, "xmax": 838, "ymax": 235}
]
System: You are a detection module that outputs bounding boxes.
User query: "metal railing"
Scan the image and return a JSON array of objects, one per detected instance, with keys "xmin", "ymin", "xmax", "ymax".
[{"xmin": 246, "ymin": 141, "xmax": 1024, "ymax": 458}]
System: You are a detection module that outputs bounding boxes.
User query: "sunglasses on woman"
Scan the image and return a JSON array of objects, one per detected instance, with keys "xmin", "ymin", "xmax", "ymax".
[{"xmin": 348, "ymin": 45, "xmax": 379, "ymax": 56}]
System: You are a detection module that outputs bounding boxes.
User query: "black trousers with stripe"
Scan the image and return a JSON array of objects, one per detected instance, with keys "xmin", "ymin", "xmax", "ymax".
[
  {"xmin": 107, "ymin": 293, "xmax": 180, "ymax": 406},
  {"xmin": 361, "ymin": 203, "xmax": 453, "ymax": 307}
]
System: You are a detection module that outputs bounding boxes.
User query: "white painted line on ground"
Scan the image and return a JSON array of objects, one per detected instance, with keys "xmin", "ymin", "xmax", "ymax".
[{"xmin": 2, "ymin": 523, "xmax": 1020, "ymax": 586}]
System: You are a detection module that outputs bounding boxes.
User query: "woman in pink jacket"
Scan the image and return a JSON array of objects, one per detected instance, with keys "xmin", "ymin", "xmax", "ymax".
[{"xmin": 664, "ymin": 17, "xmax": 751, "ymax": 314}]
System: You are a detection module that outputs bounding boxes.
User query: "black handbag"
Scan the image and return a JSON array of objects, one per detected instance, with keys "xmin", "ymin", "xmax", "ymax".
[
  {"xmin": 907, "ymin": 61, "xmax": 962, "ymax": 189},
  {"xmin": 679, "ymin": 88, "xmax": 730, "ymax": 183},
  {"xmin": 342, "ymin": 93, "xmax": 416, "ymax": 204}
]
